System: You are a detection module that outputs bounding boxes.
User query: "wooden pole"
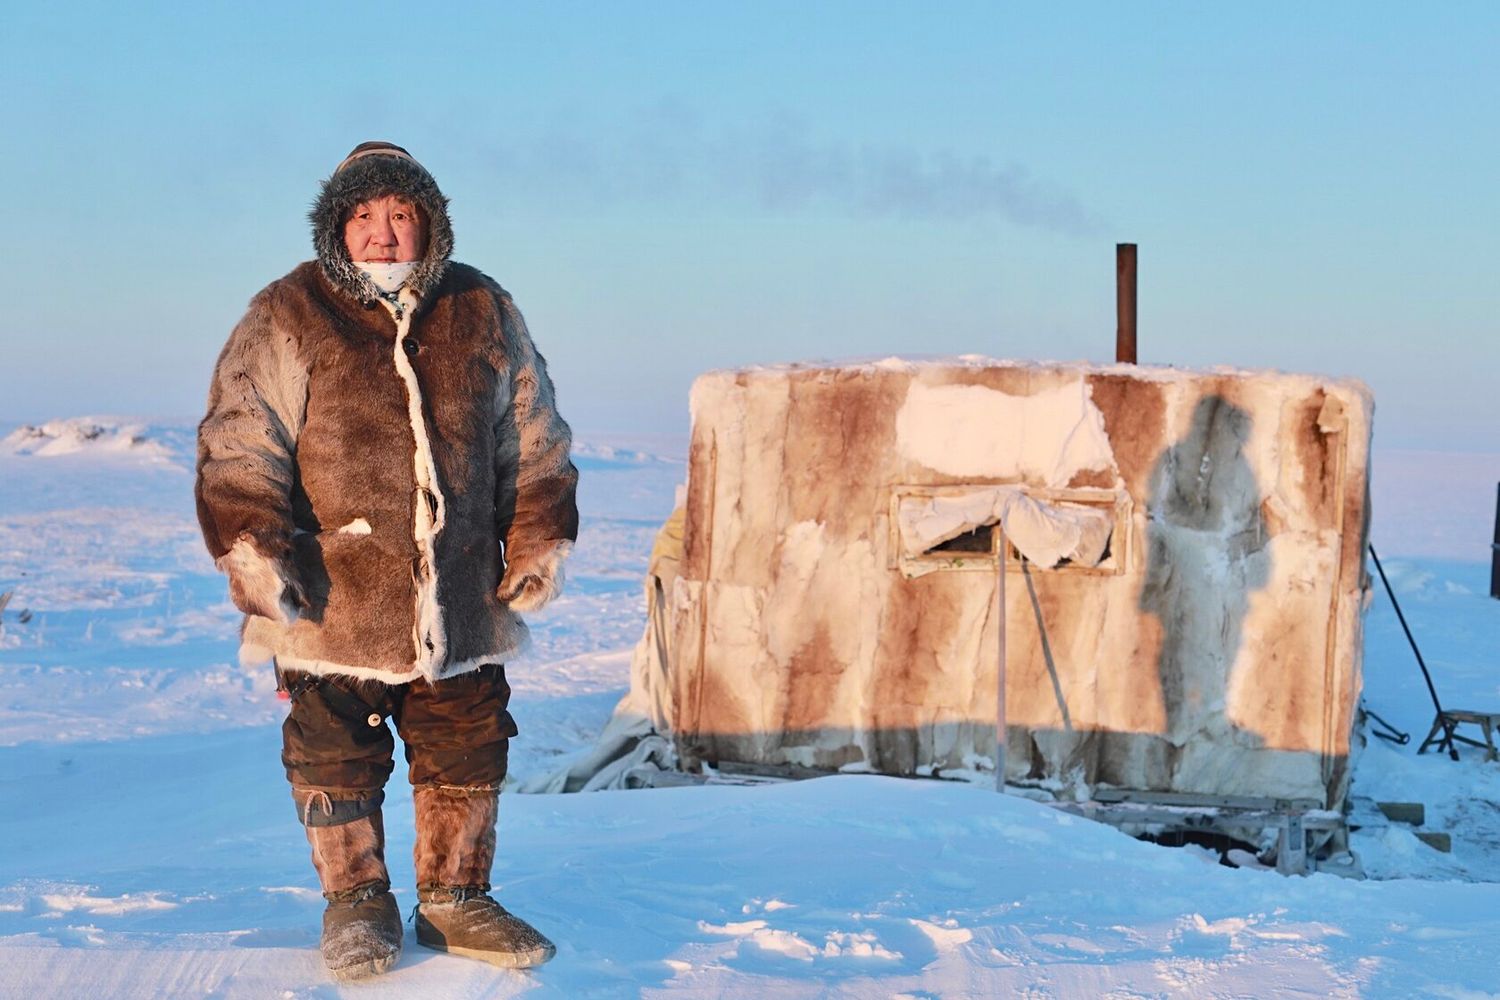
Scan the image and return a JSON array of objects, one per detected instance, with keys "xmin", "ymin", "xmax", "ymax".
[
  {"xmin": 995, "ymin": 532, "xmax": 1008, "ymax": 791},
  {"xmin": 1490, "ymin": 483, "xmax": 1500, "ymax": 600},
  {"xmin": 1116, "ymin": 243, "xmax": 1137, "ymax": 364}
]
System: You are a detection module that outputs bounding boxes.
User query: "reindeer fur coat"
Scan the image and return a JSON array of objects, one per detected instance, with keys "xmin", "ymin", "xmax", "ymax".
[{"xmin": 195, "ymin": 152, "xmax": 579, "ymax": 685}]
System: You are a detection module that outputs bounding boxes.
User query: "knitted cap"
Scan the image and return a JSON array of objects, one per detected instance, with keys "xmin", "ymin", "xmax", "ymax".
[{"xmin": 334, "ymin": 140, "xmax": 420, "ymax": 175}]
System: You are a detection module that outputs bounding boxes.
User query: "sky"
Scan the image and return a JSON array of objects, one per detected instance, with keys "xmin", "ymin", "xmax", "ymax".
[{"xmin": 3, "ymin": 2, "xmax": 1498, "ymax": 451}]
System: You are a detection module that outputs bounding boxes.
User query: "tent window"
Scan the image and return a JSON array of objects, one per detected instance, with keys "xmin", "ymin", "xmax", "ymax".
[
  {"xmin": 926, "ymin": 526, "xmax": 1114, "ymax": 564},
  {"xmin": 927, "ymin": 525, "xmax": 996, "ymax": 555},
  {"xmin": 890, "ymin": 484, "xmax": 1131, "ymax": 578}
]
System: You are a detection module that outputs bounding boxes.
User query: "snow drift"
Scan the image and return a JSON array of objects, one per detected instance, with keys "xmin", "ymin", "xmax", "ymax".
[{"xmin": 1, "ymin": 418, "xmax": 178, "ymax": 463}]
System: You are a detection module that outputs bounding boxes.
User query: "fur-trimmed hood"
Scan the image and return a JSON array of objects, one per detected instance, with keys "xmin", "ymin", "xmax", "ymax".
[{"xmin": 309, "ymin": 145, "xmax": 455, "ymax": 305}]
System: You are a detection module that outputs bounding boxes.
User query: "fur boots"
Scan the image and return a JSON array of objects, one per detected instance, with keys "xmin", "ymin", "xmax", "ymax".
[
  {"xmin": 411, "ymin": 787, "xmax": 556, "ymax": 968},
  {"xmin": 304, "ymin": 811, "xmax": 403, "ymax": 980}
]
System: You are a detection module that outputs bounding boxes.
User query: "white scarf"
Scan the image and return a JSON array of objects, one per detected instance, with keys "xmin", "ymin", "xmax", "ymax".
[{"xmin": 354, "ymin": 261, "xmax": 418, "ymax": 294}]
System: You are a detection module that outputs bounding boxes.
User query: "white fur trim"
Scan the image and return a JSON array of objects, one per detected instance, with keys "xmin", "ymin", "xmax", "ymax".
[
  {"xmin": 389, "ymin": 287, "xmax": 448, "ymax": 672},
  {"xmin": 217, "ymin": 537, "xmax": 299, "ymax": 625},
  {"xmin": 265, "ymin": 638, "xmax": 531, "ymax": 686},
  {"xmin": 504, "ymin": 539, "xmax": 573, "ymax": 612},
  {"xmin": 239, "ymin": 639, "xmax": 275, "ymax": 667},
  {"xmin": 337, "ymin": 517, "xmax": 372, "ymax": 535}
]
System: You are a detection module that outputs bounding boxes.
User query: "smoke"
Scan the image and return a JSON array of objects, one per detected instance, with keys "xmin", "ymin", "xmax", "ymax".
[{"xmin": 478, "ymin": 104, "xmax": 1103, "ymax": 236}]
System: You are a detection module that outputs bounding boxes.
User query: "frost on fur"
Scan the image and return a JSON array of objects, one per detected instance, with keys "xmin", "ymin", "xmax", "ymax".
[
  {"xmin": 499, "ymin": 540, "xmax": 572, "ymax": 612},
  {"xmin": 217, "ymin": 537, "xmax": 302, "ymax": 625}
]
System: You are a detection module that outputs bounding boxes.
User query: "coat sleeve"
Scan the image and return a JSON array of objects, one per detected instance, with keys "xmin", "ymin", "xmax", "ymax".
[
  {"xmin": 194, "ymin": 288, "xmax": 310, "ymax": 624},
  {"xmin": 492, "ymin": 292, "xmax": 580, "ymax": 612}
]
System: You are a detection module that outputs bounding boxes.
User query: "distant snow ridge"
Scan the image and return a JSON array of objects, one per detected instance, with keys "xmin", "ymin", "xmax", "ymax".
[
  {"xmin": 572, "ymin": 441, "xmax": 667, "ymax": 464},
  {"xmin": 1, "ymin": 419, "xmax": 175, "ymax": 461},
  {"xmin": 0, "ymin": 422, "xmax": 670, "ymax": 467}
]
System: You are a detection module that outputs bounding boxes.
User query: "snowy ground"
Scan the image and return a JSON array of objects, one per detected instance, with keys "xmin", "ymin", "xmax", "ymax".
[{"xmin": 1, "ymin": 418, "xmax": 1499, "ymax": 998}]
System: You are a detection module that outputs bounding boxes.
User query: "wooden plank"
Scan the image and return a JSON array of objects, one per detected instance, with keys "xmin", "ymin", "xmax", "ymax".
[
  {"xmin": 715, "ymin": 760, "xmax": 842, "ymax": 782},
  {"xmin": 1277, "ymin": 814, "xmax": 1308, "ymax": 875},
  {"xmin": 1347, "ymin": 797, "xmax": 1390, "ymax": 830},
  {"xmin": 1443, "ymin": 709, "xmax": 1500, "ymax": 724},
  {"xmin": 1092, "ymin": 788, "xmax": 1323, "ymax": 812},
  {"xmin": 624, "ymin": 767, "xmax": 710, "ymax": 789},
  {"xmin": 1416, "ymin": 831, "xmax": 1452, "ymax": 853},
  {"xmin": 1376, "ymin": 801, "xmax": 1426, "ymax": 826},
  {"xmin": 624, "ymin": 767, "xmax": 784, "ymax": 789},
  {"xmin": 1051, "ymin": 801, "xmax": 1342, "ymax": 832}
]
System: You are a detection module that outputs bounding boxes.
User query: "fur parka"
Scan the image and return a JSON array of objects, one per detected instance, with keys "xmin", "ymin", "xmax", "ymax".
[{"xmin": 195, "ymin": 150, "xmax": 579, "ymax": 684}]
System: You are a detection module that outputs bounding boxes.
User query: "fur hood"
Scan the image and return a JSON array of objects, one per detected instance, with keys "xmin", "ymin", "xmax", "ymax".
[{"xmin": 309, "ymin": 147, "xmax": 455, "ymax": 305}]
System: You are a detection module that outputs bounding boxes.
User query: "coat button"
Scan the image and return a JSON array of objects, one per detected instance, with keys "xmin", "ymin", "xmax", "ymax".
[
  {"xmin": 367, "ymin": 713, "xmax": 382, "ymax": 727},
  {"xmin": 403, "ymin": 338, "xmax": 420, "ymax": 356}
]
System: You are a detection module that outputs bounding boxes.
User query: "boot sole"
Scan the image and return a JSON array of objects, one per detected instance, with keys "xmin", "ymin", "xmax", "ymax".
[
  {"xmin": 417, "ymin": 937, "xmax": 556, "ymax": 968},
  {"xmin": 329, "ymin": 948, "xmax": 400, "ymax": 981}
]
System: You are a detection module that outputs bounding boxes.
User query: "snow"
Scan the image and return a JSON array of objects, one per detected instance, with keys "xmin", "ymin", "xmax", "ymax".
[
  {"xmin": 1, "ymin": 416, "xmax": 1499, "ymax": 997},
  {"xmin": 1, "ymin": 419, "xmax": 179, "ymax": 463}
]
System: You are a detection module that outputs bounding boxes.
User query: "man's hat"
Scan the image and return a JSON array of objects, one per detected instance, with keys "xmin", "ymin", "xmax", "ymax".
[{"xmin": 310, "ymin": 141, "xmax": 454, "ymax": 303}]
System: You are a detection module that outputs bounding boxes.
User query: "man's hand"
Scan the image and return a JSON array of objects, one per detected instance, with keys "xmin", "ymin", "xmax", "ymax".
[
  {"xmin": 217, "ymin": 536, "xmax": 306, "ymax": 625},
  {"xmin": 498, "ymin": 540, "xmax": 572, "ymax": 612}
]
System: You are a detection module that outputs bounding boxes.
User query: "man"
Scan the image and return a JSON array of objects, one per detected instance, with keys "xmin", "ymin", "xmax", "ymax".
[{"xmin": 195, "ymin": 141, "xmax": 578, "ymax": 980}]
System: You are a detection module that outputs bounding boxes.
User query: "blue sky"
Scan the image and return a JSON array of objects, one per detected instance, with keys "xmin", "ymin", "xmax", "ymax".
[{"xmin": 4, "ymin": 2, "xmax": 1497, "ymax": 450}]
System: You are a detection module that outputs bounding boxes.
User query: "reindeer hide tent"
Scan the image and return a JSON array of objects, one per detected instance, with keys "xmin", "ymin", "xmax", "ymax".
[{"xmin": 552, "ymin": 358, "xmax": 1374, "ymax": 810}]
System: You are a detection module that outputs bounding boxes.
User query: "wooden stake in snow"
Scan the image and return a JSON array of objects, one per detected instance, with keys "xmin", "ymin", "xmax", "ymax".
[
  {"xmin": 1490, "ymin": 482, "xmax": 1499, "ymax": 600},
  {"xmin": 995, "ymin": 534, "xmax": 1008, "ymax": 792}
]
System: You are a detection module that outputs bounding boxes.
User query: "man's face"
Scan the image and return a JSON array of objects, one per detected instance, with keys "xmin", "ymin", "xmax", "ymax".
[{"xmin": 343, "ymin": 195, "xmax": 426, "ymax": 263}]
